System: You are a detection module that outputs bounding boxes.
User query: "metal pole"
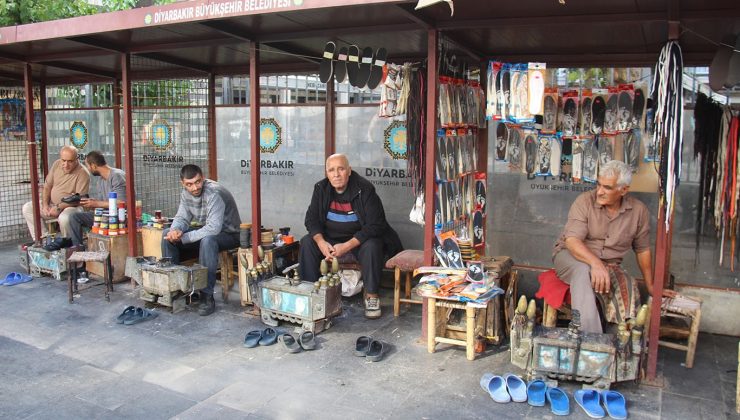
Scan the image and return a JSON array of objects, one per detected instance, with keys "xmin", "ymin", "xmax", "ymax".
[
  {"xmin": 39, "ymin": 83, "xmax": 49, "ymax": 178},
  {"xmin": 325, "ymin": 77, "xmax": 335, "ymax": 158},
  {"xmin": 423, "ymin": 29, "xmax": 438, "ymax": 266},
  {"xmin": 647, "ymin": 203, "xmax": 672, "ymax": 381},
  {"xmin": 24, "ymin": 64, "xmax": 42, "ymax": 242},
  {"xmin": 249, "ymin": 41, "xmax": 261, "ymax": 264},
  {"xmin": 207, "ymin": 73, "xmax": 218, "ymax": 180},
  {"xmin": 113, "ymin": 79, "xmax": 122, "ymax": 169},
  {"xmin": 121, "ymin": 53, "xmax": 138, "ymax": 260}
]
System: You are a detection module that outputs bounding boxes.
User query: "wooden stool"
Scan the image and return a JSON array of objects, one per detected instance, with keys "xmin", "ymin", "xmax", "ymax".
[
  {"xmin": 658, "ymin": 293, "xmax": 702, "ymax": 368},
  {"xmin": 384, "ymin": 250, "xmax": 424, "ymax": 316},
  {"xmin": 44, "ymin": 218, "xmax": 60, "ymax": 237},
  {"xmin": 219, "ymin": 249, "xmax": 238, "ymax": 302},
  {"xmin": 67, "ymin": 251, "xmax": 112, "ymax": 303},
  {"xmin": 426, "ymin": 296, "xmax": 492, "ymax": 361}
]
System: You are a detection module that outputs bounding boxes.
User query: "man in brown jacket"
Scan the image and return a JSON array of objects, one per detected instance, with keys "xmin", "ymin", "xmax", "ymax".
[{"xmin": 22, "ymin": 145, "xmax": 90, "ymax": 240}]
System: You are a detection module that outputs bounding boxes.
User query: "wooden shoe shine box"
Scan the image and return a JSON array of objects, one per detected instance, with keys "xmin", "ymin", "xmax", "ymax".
[{"xmin": 257, "ymin": 276, "xmax": 342, "ymax": 333}]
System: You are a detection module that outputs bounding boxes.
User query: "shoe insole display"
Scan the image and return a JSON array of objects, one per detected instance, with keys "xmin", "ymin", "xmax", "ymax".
[
  {"xmin": 572, "ymin": 139, "xmax": 584, "ymax": 182},
  {"xmin": 366, "ymin": 47, "xmax": 386, "ymax": 90},
  {"xmin": 515, "ymin": 71, "xmax": 529, "ymax": 120},
  {"xmin": 617, "ymin": 90, "xmax": 633, "ymax": 131},
  {"xmin": 560, "ymin": 137, "xmax": 572, "ymax": 177},
  {"xmin": 346, "ymin": 45, "xmax": 361, "ymax": 87},
  {"xmin": 598, "ymin": 135, "xmax": 615, "ymax": 166},
  {"xmin": 442, "ymin": 238, "xmax": 464, "ymax": 268},
  {"xmin": 473, "ymin": 210, "xmax": 484, "ymax": 248},
  {"xmin": 509, "ymin": 70, "xmax": 520, "ymax": 119},
  {"xmin": 334, "ymin": 46, "xmax": 348, "ymax": 83},
  {"xmin": 435, "ymin": 136, "xmax": 446, "ymax": 181},
  {"xmin": 536, "ymin": 137, "xmax": 552, "ymax": 176},
  {"xmin": 500, "ymin": 69, "xmax": 510, "ymax": 120},
  {"xmin": 633, "ymin": 87, "xmax": 646, "ymax": 129},
  {"xmin": 495, "ymin": 67, "xmax": 505, "ymax": 118},
  {"xmin": 528, "ymin": 69, "xmax": 544, "ymax": 115},
  {"xmin": 543, "ymin": 94, "xmax": 557, "ymax": 133},
  {"xmin": 433, "ymin": 235, "xmax": 449, "ymax": 267},
  {"xmin": 550, "ymin": 137, "xmax": 562, "ymax": 177},
  {"xmin": 357, "ymin": 46, "xmax": 374, "ymax": 89},
  {"xmin": 319, "ymin": 41, "xmax": 336, "ymax": 83},
  {"xmin": 475, "ymin": 178, "xmax": 486, "ymax": 213},
  {"xmin": 486, "ymin": 62, "xmax": 500, "ymax": 119},
  {"xmin": 496, "ymin": 122, "xmax": 508, "ymax": 160},
  {"xmin": 590, "ymin": 95, "xmax": 606, "ymax": 134},
  {"xmin": 624, "ymin": 129, "xmax": 640, "ymax": 171},
  {"xmin": 525, "ymin": 133, "xmax": 537, "ymax": 176},
  {"xmin": 561, "ymin": 97, "xmax": 578, "ymax": 137},
  {"xmin": 582, "ymin": 139, "xmax": 598, "ymax": 182},
  {"xmin": 604, "ymin": 92, "xmax": 618, "ymax": 134},
  {"xmin": 507, "ymin": 126, "xmax": 523, "ymax": 172},
  {"xmin": 580, "ymin": 95, "xmax": 592, "ymax": 136}
]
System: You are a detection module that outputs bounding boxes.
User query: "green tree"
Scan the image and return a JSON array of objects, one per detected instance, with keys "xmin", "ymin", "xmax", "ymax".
[{"xmin": 0, "ymin": 0, "xmax": 179, "ymax": 26}]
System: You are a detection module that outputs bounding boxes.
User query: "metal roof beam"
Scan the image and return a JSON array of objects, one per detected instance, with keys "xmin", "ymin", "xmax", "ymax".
[
  {"xmin": 0, "ymin": 70, "xmax": 24, "ymax": 81},
  {"xmin": 128, "ymin": 37, "xmax": 243, "ymax": 53},
  {"xmin": 29, "ymin": 49, "xmax": 112, "ymax": 63},
  {"xmin": 136, "ymin": 52, "xmax": 211, "ymax": 74},
  {"xmin": 67, "ymin": 35, "xmax": 126, "ymax": 53},
  {"xmin": 0, "ymin": 51, "xmax": 26, "ymax": 62},
  {"xmin": 42, "ymin": 61, "xmax": 117, "ymax": 79},
  {"xmin": 257, "ymin": 23, "xmax": 420, "ymax": 43},
  {"xmin": 395, "ymin": 4, "xmax": 482, "ymax": 61}
]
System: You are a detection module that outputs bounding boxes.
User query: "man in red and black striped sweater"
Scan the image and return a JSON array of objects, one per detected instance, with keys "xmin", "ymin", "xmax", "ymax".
[{"xmin": 300, "ymin": 154, "xmax": 403, "ymax": 319}]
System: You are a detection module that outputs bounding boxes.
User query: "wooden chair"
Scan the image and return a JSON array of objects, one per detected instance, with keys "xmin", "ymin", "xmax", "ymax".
[
  {"xmin": 658, "ymin": 293, "xmax": 702, "ymax": 369},
  {"xmin": 219, "ymin": 249, "xmax": 239, "ymax": 302},
  {"xmin": 384, "ymin": 250, "xmax": 424, "ymax": 316}
]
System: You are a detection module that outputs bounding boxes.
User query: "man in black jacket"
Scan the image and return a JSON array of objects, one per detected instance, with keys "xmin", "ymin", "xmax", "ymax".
[{"xmin": 300, "ymin": 154, "xmax": 403, "ymax": 318}]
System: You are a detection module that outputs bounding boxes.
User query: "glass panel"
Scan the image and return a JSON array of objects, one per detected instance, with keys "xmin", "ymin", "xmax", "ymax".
[
  {"xmin": 336, "ymin": 107, "xmax": 421, "ymax": 250},
  {"xmin": 216, "ymin": 106, "xmax": 325, "ymax": 238},
  {"xmin": 45, "ymin": 109, "xmax": 116, "ymax": 200}
]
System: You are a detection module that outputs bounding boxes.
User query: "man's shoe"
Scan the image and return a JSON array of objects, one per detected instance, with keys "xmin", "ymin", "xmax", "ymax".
[
  {"xmin": 364, "ymin": 296, "xmax": 381, "ymax": 319},
  {"xmin": 198, "ymin": 294, "xmax": 216, "ymax": 316}
]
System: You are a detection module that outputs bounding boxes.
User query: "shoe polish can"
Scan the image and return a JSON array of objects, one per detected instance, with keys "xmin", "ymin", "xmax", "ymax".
[{"xmin": 108, "ymin": 192, "xmax": 117, "ymax": 216}]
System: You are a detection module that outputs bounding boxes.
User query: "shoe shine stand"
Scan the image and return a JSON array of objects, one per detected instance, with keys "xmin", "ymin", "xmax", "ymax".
[
  {"xmin": 254, "ymin": 259, "xmax": 342, "ymax": 334},
  {"xmin": 125, "ymin": 257, "xmax": 207, "ymax": 313}
]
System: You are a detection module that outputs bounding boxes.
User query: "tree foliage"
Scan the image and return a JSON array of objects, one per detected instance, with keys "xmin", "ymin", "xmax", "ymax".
[{"xmin": 0, "ymin": 0, "xmax": 179, "ymax": 26}]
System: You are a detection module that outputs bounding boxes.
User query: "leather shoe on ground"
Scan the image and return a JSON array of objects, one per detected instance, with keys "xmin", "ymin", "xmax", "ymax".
[
  {"xmin": 198, "ymin": 294, "xmax": 216, "ymax": 316},
  {"xmin": 364, "ymin": 296, "xmax": 381, "ymax": 319}
]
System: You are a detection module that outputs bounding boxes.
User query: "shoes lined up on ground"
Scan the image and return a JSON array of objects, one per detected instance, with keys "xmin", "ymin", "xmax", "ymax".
[
  {"xmin": 116, "ymin": 305, "xmax": 158, "ymax": 325},
  {"xmin": 1, "ymin": 272, "xmax": 33, "ymax": 286},
  {"xmin": 364, "ymin": 296, "xmax": 381, "ymax": 319},
  {"xmin": 354, "ymin": 336, "xmax": 385, "ymax": 362},
  {"xmin": 279, "ymin": 331, "xmax": 316, "ymax": 353},
  {"xmin": 243, "ymin": 327, "xmax": 279, "ymax": 348},
  {"xmin": 480, "ymin": 373, "xmax": 627, "ymax": 418}
]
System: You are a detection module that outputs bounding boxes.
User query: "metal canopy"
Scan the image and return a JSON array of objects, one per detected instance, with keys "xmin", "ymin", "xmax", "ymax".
[{"xmin": 0, "ymin": 0, "xmax": 737, "ymax": 84}]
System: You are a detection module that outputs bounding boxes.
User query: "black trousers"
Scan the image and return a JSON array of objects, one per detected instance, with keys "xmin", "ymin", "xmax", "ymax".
[{"xmin": 298, "ymin": 235, "xmax": 384, "ymax": 294}]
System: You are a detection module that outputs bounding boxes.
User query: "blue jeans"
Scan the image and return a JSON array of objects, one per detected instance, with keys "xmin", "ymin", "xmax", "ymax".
[{"xmin": 161, "ymin": 228, "xmax": 240, "ymax": 296}]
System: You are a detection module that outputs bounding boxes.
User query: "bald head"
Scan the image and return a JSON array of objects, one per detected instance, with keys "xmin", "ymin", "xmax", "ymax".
[
  {"xmin": 325, "ymin": 154, "xmax": 351, "ymax": 193},
  {"xmin": 59, "ymin": 145, "xmax": 80, "ymax": 174}
]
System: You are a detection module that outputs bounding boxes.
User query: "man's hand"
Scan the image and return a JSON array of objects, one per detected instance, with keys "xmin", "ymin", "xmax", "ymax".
[
  {"xmin": 589, "ymin": 260, "xmax": 611, "ymax": 294},
  {"xmin": 80, "ymin": 198, "xmax": 100, "ymax": 209},
  {"xmin": 330, "ymin": 241, "xmax": 351, "ymax": 259},
  {"xmin": 165, "ymin": 229, "xmax": 183, "ymax": 243},
  {"xmin": 318, "ymin": 240, "xmax": 335, "ymax": 260},
  {"xmin": 47, "ymin": 205, "xmax": 61, "ymax": 218}
]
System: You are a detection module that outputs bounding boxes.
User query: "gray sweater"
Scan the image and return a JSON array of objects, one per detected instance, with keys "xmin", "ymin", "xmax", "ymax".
[{"xmin": 170, "ymin": 179, "xmax": 241, "ymax": 244}]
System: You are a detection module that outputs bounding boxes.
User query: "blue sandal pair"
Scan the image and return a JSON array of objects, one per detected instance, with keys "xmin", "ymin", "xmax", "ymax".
[
  {"xmin": 479, "ymin": 373, "xmax": 527, "ymax": 403},
  {"xmin": 1, "ymin": 272, "xmax": 32, "ymax": 286},
  {"xmin": 524, "ymin": 379, "xmax": 570, "ymax": 415},
  {"xmin": 575, "ymin": 389, "xmax": 627, "ymax": 419}
]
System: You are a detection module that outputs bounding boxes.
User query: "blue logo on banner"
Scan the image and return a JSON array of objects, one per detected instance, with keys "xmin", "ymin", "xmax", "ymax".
[
  {"xmin": 260, "ymin": 118, "xmax": 282, "ymax": 153},
  {"xmin": 149, "ymin": 119, "xmax": 173, "ymax": 151},
  {"xmin": 383, "ymin": 121, "xmax": 407, "ymax": 159},
  {"xmin": 69, "ymin": 121, "xmax": 88, "ymax": 149}
]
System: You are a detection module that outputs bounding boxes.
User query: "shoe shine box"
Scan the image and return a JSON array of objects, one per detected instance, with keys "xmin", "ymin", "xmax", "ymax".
[
  {"xmin": 27, "ymin": 245, "xmax": 80, "ymax": 281},
  {"xmin": 257, "ymin": 276, "xmax": 342, "ymax": 334}
]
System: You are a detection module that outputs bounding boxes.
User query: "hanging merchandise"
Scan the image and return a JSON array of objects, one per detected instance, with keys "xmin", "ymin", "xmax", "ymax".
[
  {"xmin": 475, "ymin": 173, "xmax": 487, "ymax": 213},
  {"xmin": 524, "ymin": 130, "xmax": 538, "ymax": 176},
  {"xmin": 514, "ymin": 64, "xmax": 533, "ymax": 122},
  {"xmin": 559, "ymin": 90, "xmax": 579, "ymax": 137},
  {"xmin": 560, "ymin": 137, "xmax": 573, "ymax": 178},
  {"xmin": 405, "ymin": 64, "xmax": 426, "ymax": 197},
  {"xmin": 582, "ymin": 138, "xmax": 598, "ymax": 183},
  {"xmin": 598, "ymin": 135, "xmax": 616, "ymax": 167},
  {"xmin": 507, "ymin": 125, "xmax": 524, "ymax": 172},
  {"xmin": 495, "ymin": 122, "xmax": 509, "ymax": 161},
  {"xmin": 536, "ymin": 135, "xmax": 554, "ymax": 176},
  {"xmin": 500, "ymin": 65, "xmax": 511, "ymax": 120},
  {"xmin": 379, "ymin": 64, "xmax": 403, "ymax": 117},
  {"xmin": 541, "ymin": 88, "xmax": 558, "ymax": 134},
  {"xmin": 650, "ymin": 40, "xmax": 684, "ymax": 231},
  {"xmin": 527, "ymin": 62, "xmax": 546, "ymax": 116},
  {"xmin": 624, "ymin": 130, "xmax": 641, "ymax": 172},
  {"xmin": 550, "ymin": 135, "xmax": 563, "ymax": 177},
  {"xmin": 603, "ymin": 87, "xmax": 619, "ymax": 135},
  {"xmin": 617, "ymin": 84, "xmax": 634, "ymax": 132},
  {"xmin": 590, "ymin": 90, "xmax": 607, "ymax": 135},
  {"xmin": 632, "ymin": 84, "xmax": 647, "ymax": 130},
  {"xmin": 572, "ymin": 137, "xmax": 585, "ymax": 183},
  {"xmin": 334, "ymin": 46, "xmax": 348, "ymax": 83},
  {"xmin": 319, "ymin": 41, "xmax": 336, "ymax": 83},
  {"xmin": 486, "ymin": 61, "xmax": 502, "ymax": 120},
  {"xmin": 580, "ymin": 89, "xmax": 593, "ymax": 137}
]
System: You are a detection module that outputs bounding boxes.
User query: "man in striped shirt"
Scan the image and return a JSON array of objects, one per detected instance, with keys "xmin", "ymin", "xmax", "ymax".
[{"xmin": 300, "ymin": 154, "xmax": 403, "ymax": 319}]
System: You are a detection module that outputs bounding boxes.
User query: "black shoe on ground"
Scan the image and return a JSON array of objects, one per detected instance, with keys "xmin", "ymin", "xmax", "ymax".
[{"xmin": 198, "ymin": 294, "xmax": 215, "ymax": 316}]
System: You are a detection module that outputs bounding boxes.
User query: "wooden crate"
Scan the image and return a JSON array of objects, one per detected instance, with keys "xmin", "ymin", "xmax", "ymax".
[
  {"xmin": 87, "ymin": 232, "xmax": 143, "ymax": 283},
  {"xmin": 141, "ymin": 226, "xmax": 164, "ymax": 258}
]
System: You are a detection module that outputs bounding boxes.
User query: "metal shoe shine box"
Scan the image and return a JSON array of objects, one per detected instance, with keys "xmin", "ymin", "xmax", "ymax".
[{"xmin": 258, "ymin": 276, "xmax": 342, "ymax": 330}]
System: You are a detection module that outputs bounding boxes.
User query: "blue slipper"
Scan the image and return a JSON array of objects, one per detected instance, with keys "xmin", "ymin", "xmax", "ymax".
[
  {"xmin": 243, "ymin": 330, "xmax": 263, "ymax": 348},
  {"xmin": 116, "ymin": 306, "xmax": 137, "ymax": 324},
  {"xmin": 601, "ymin": 390, "xmax": 627, "ymax": 420},
  {"xmin": 123, "ymin": 308, "xmax": 158, "ymax": 325},
  {"xmin": 527, "ymin": 379, "xmax": 546, "ymax": 406},
  {"xmin": 504, "ymin": 373, "xmax": 527, "ymax": 402},
  {"xmin": 4, "ymin": 272, "xmax": 32, "ymax": 286},
  {"xmin": 258, "ymin": 328, "xmax": 278, "ymax": 346},
  {"xmin": 0, "ymin": 272, "xmax": 18, "ymax": 285},
  {"xmin": 575, "ymin": 389, "xmax": 606, "ymax": 418},
  {"xmin": 546, "ymin": 387, "xmax": 570, "ymax": 416},
  {"xmin": 480, "ymin": 373, "xmax": 510, "ymax": 403}
]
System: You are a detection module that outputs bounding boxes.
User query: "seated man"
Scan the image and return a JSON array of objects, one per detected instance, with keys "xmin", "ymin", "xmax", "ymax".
[
  {"xmin": 553, "ymin": 160, "xmax": 652, "ymax": 333},
  {"xmin": 299, "ymin": 153, "xmax": 403, "ymax": 319},
  {"xmin": 22, "ymin": 145, "xmax": 90, "ymax": 241},
  {"xmin": 162, "ymin": 164, "xmax": 241, "ymax": 316},
  {"xmin": 67, "ymin": 150, "xmax": 127, "ymax": 247}
]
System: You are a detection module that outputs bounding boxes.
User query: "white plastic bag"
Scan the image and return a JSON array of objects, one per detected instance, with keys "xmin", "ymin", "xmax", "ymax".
[
  {"xmin": 340, "ymin": 269, "xmax": 363, "ymax": 297},
  {"xmin": 409, "ymin": 192, "xmax": 425, "ymax": 226}
]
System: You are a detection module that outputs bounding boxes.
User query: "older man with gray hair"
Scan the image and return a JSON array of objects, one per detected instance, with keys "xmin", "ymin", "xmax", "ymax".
[{"xmin": 552, "ymin": 160, "xmax": 653, "ymax": 333}]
